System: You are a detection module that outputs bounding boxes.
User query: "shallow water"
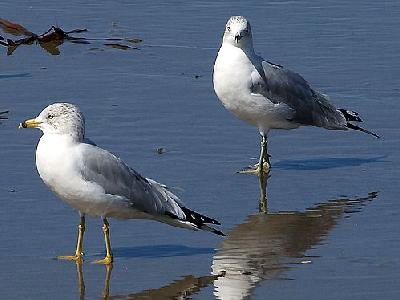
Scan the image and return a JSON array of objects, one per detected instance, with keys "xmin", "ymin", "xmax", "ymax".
[{"xmin": 1, "ymin": 0, "xmax": 399, "ymax": 299}]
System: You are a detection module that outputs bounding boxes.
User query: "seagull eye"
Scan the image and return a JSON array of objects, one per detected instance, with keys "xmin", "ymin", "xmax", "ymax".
[
  {"xmin": 47, "ymin": 114, "xmax": 55, "ymax": 119},
  {"xmin": 227, "ymin": 26, "xmax": 231, "ymax": 32}
]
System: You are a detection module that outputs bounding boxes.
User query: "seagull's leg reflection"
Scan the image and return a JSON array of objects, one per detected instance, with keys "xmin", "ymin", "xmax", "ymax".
[
  {"xmin": 102, "ymin": 264, "xmax": 113, "ymax": 300},
  {"xmin": 58, "ymin": 214, "xmax": 85, "ymax": 262},
  {"xmin": 109, "ymin": 273, "xmax": 222, "ymax": 299},
  {"xmin": 73, "ymin": 260, "xmax": 113, "ymax": 300},
  {"xmin": 75, "ymin": 261, "xmax": 85, "ymax": 300},
  {"xmin": 258, "ymin": 171, "xmax": 270, "ymax": 213},
  {"xmin": 212, "ymin": 192, "xmax": 378, "ymax": 300},
  {"xmin": 73, "ymin": 256, "xmax": 220, "ymax": 300}
]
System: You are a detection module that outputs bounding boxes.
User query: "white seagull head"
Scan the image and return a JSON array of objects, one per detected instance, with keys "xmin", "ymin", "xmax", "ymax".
[
  {"xmin": 223, "ymin": 16, "xmax": 253, "ymax": 48},
  {"xmin": 20, "ymin": 102, "xmax": 85, "ymax": 141}
]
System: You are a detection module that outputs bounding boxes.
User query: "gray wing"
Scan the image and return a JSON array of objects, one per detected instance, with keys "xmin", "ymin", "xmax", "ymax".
[
  {"xmin": 251, "ymin": 58, "xmax": 346, "ymax": 129},
  {"xmin": 79, "ymin": 143, "xmax": 185, "ymax": 219}
]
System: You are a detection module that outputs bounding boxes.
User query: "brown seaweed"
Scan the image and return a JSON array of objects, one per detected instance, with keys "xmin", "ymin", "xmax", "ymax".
[
  {"xmin": 0, "ymin": 18, "xmax": 142, "ymax": 55},
  {"xmin": 0, "ymin": 20, "xmax": 87, "ymax": 56},
  {"xmin": 0, "ymin": 18, "xmax": 34, "ymax": 36}
]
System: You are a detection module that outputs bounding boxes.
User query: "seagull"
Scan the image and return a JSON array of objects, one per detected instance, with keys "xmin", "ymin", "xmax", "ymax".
[
  {"xmin": 20, "ymin": 103, "xmax": 223, "ymax": 264},
  {"xmin": 213, "ymin": 16, "xmax": 379, "ymax": 175}
]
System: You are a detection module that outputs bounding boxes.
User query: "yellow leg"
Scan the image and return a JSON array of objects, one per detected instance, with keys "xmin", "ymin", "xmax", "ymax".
[
  {"xmin": 260, "ymin": 134, "xmax": 271, "ymax": 174},
  {"xmin": 58, "ymin": 215, "xmax": 85, "ymax": 262},
  {"xmin": 94, "ymin": 218, "xmax": 113, "ymax": 265},
  {"xmin": 238, "ymin": 135, "xmax": 271, "ymax": 175}
]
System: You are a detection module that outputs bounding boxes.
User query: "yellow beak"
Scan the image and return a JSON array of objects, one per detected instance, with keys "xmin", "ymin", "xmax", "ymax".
[{"xmin": 19, "ymin": 118, "xmax": 41, "ymax": 129}]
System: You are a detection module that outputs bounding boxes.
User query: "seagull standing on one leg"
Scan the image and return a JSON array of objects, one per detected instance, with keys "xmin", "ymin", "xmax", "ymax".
[{"xmin": 213, "ymin": 16, "xmax": 379, "ymax": 175}]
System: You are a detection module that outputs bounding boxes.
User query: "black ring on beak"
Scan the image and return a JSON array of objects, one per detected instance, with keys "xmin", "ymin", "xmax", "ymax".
[{"xmin": 234, "ymin": 35, "xmax": 243, "ymax": 43}]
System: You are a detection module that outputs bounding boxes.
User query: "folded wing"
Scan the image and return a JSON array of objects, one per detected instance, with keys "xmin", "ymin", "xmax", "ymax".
[{"xmin": 251, "ymin": 58, "xmax": 347, "ymax": 129}]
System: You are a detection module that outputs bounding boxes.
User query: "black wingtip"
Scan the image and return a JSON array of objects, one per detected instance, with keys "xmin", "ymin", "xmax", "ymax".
[
  {"xmin": 199, "ymin": 224, "xmax": 225, "ymax": 236},
  {"xmin": 339, "ymin": 109, "xmax": 363, "ymax": 122},
  {"xmin": 180, "ymin": 206, "xmax": 221, "ymax": 225},
  {"xmin": 212, "ymin": 228, "xmax": 225, "ymax": 236},
  {"xmin": 347, "ymin": 122, "xmax": 380, "ymax": 139},
  {"xmin": 212, "ymin": 219, "xmax": 221, "ymax": 226},
  {"xmin": 176, "ymin": 206, "xmax": 223, "ymax": 236}
]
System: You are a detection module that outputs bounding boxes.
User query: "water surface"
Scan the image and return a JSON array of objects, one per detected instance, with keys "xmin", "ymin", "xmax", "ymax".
[{"xmin": 1, "ymin": 0, "xmax": 399, "ymax": 299}]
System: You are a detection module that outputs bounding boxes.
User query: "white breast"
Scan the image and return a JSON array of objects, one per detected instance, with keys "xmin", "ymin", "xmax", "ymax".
[
  {"xmin": 35, "ymin": 134, "xmax": 148, "ymax": 219},
  {"xmin": 213, "ymin": 45, "xmax": 270, "ymax": 126},
  {"xmin": 36, "ymin": 134, "xmax": 77, "ymax": 191},
  {"xmin": 213, "ymin": 44, "xmax": 254, "ymax": 111},
  {"xmin": 36, "ymin": 134, "xmax": 102, "ymax": 215},
  {"xmin": 213, "ymin": 44, "xmax": 298, "ymax": 132}
]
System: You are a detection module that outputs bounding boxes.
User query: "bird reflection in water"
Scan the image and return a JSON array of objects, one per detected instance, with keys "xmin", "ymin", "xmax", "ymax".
[
  {"xmin": 258, "ymin": 172, "xmax": 270, "ymax": 212},
  {"xmin": 212, "ymin": 174, "xmax": 377, "ymax": 299},
  {"xmin": 71, "ymin": 176, "xmax": 376, "ymax": 300},
  {"xmin": 110, "ymin": 273, "xmax": 221, "ymax": 300},
  {"xmin": 72, "ymin": 261, "xmax": 221, "ymax": 300}
]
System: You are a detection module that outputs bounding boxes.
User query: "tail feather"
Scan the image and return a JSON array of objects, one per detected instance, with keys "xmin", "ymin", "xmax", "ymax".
[
  {"xmin": 180, "ymin": 206, "xmax": 221, "ymax": 225},
  {"xmin": 338, "ymin": 108, "xmax": 362, "ymax": 122},
  {"xmin": 338, "ymin": 108, "xmax": 380, "ymax": 138},
  {"xmin": 346, "ymin": 122, "xmax": 380, "ymax": 139},
  {"xmin": 166, "ymin": 205, "xmax": 224, "ymax": 236},
  {"xmin": 151, "ymin": 177, "xmax": 224, "ymax": 236}
]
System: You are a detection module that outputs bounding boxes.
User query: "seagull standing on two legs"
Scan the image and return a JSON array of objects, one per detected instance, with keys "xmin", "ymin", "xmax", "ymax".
[
  {"xmin": 213, "ymin": 16, "xmax": 379, "ymax": 175},
  {"xmin": 20, "ymin": 103, "xmax": 223, "ymax": 264}
]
